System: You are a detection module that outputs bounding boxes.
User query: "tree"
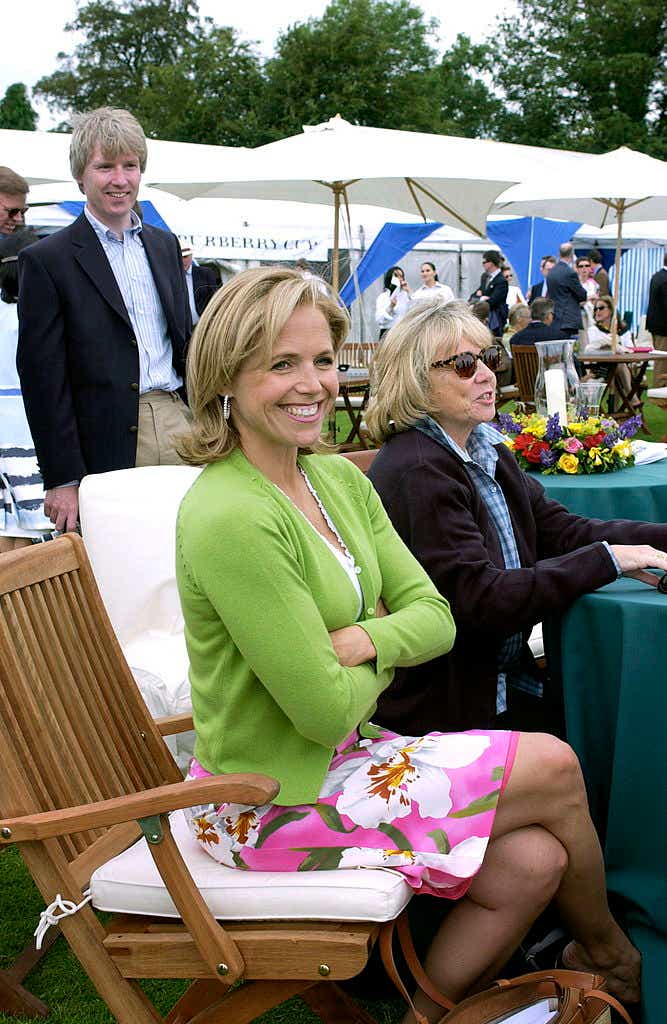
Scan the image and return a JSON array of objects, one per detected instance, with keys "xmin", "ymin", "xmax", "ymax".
[
  {"xmin": 434, "ymin": 35, "xmax": 502, "ymax": 139},
  {"xmin": 34, "ymin": 0, "xmax": 266, "ymax": 146},
  {"xmin": 261, "ymin": 0, "xmax": 441, "ymax": 139},
  {"xmin": 0, "ymin": 83, "xmax": 38, "ymax": 131},
  {"xmin": 489, "ymin": 0, "xmax": 667, "ymax": 157}
]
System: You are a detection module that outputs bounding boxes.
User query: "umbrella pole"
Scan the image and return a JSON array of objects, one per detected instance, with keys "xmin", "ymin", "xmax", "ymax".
[
  {"xmin": 611, "ymin": 200, "xmax": 625, "ymax": 353},
  {"xmin": 332, "ymin": 185, "xmax": 341, "ymax": 293}
]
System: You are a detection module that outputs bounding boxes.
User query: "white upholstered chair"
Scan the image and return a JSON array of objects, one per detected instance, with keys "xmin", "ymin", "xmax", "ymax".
[{"xmin": 79, "ymin": 465, "xmax": 202, "ymax": 770}]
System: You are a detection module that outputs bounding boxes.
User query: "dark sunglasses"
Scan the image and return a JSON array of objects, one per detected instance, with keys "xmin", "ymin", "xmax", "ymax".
[
  {"xmin": 431, "ymin": 346, "xmax": 503, "ymax": 378},
  {"xmin": 593, "ymin": 305, "xmax": 608, "ymax": 312},
  {"xmin": 0, "ymin": 204, "xmax": 29, "ymax": 218}
]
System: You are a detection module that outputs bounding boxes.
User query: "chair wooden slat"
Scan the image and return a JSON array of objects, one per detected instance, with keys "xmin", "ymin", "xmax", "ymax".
[{"xmin": 512, "ymin": 345, "xmax": 539, "ymax": 410}]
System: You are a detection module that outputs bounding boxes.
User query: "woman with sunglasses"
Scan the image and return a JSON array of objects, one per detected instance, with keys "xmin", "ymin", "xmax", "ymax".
[
  {"xmin": 584, "ymin": 297, "xmax": 637, "ymax": 409},
  {"xmin": 366, "ymin": 300, "xmax": 667, "ymax": 739}
]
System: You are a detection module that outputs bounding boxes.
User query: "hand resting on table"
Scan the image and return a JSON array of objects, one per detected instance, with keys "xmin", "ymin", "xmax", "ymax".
[{"xmin": 609, "ymin": 544, "xmax": 667, "ymax": 587}]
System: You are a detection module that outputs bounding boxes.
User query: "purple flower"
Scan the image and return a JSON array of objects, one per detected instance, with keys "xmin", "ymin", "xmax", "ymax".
[
  {"xmin": 544, "ymin": 413, "xmax": 563, "ymax": 442},
  {"xmin": 539, "ymin": 449, "xmax": 559, "ymax": 467},
  {"xmin": 617, "ymin": 415, "xmax": 642, "ymax": 439},
  {"xmin": 496, "ymin": 412, "xmax": 522, "ymax": 434}
]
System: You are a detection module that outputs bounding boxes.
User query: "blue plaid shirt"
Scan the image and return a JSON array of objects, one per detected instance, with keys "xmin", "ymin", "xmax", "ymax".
[{"xmin": 416, "ymin": 417, "xmax": 543, "ymax": 713}]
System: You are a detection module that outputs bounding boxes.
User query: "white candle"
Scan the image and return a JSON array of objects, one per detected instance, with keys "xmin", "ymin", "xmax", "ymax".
[{"xmin": 544, "ymin": 367, "xmax": 568, "ymax": 424}]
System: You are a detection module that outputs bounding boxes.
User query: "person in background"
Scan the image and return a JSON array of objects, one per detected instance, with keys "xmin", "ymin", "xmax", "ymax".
[
  {"xmin": 412, "ymin": 261, "xmax": 455, "ymax": 305},
  {"xmin": 375, "ymin": 265, "xmax": 411, "ymax": 339},
  {"xmin": 588, "ymin": 250, "xmax": 610, "ymax": 297},
  {"xmin": 576, "ymin": 256, "xmax": 599, "ymax": 331},
  {"xmin": 181, "ymin": 242, "xmax": 218, "ymax": 325},
  {"xmin": 527, "ymin": 256, "xmax": 556, "ymax": 304},
  {"xmin": 498, "ymin": 304, "xmax": 530, "ymax": 386},
  {"xmin": 646, "ymin": 254, "xmax": 667, "ymax": 388},
  {"xmin": 477, "ymin": 251, "xmax": 509, "ymax": 338},
  {"xmin": 547, "ymin": 243, "xmax": 587, "ymax": 337},
  {"xmin": 501, "ymin": 265, "xmax": 526, "ymax": 307},
  {"xmin": 0, "ymin": 167, "xmax": 29, "ymax": 237},
  {"xmin": 177, "ymin": 268, "xmax": 642, "ymax": 1018},
  {"xmin": 471, "ymin": 300, "xmax": 490, "ymax": 325},
  {"xmin": 511, "ymin": 298, "xmax": 564, "ymax": 347},
  {"xmin": 0, "ymin": 230, "xmax": 53, "ymax": 553},
  {"xmin": 17, "ymin": 107, "xmax": 192, "ymax": 535}
]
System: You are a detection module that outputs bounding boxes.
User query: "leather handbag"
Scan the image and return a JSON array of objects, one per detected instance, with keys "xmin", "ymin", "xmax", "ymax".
[{"xmin": 380, "ymin": 912, "xmax": 633, "ymax": 1024}]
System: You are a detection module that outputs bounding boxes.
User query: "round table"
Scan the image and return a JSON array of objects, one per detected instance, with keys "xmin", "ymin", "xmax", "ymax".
[
  {"xmin": 536, "ymin": 458, "xmax": 667, "ymax": 522},
  {"xmin": 552, "ymin": 578, "xmax": 667, "ymax": 1024}
]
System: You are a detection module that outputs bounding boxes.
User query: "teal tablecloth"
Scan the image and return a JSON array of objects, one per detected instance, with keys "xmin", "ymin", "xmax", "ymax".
[
  {"xmin": 536, "ymin": 459, "xmax": 667, "ymax": 522},
  {"xmin": 557, "ymin": 579, "xmax": 667, "ymax": 1024}
]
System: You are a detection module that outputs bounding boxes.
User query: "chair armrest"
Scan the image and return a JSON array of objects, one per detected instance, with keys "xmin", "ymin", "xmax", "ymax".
[
  {"xmin": 0, "ymin": 773, "xmax": 279, "ymax": 843},
  {"xmin": 155, "ymin": 711, "xmax": 194, "ymax": 736}
]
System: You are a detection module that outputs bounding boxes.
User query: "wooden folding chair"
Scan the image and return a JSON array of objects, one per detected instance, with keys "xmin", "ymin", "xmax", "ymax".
[
  {"xmin": 511, "ymin": 345, "xmax": 540, "ymax": 411},
  {"xmin": 0, "ymin": 536, "xmax": 411, "ymax": 1023}
]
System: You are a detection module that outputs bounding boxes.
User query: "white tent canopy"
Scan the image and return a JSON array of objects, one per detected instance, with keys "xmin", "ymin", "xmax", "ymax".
[
  {"xmin": 494, "ymin": 146, "xmax": 667, "ymax": 226},
  {"xmin": 1, "ymin": 128, "xmax": 251, "ymax": 190}
]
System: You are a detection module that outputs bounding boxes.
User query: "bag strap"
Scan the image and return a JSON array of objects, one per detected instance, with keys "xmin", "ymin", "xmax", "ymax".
[
  {"xmin": 396, "ymin": 911, "xmax": 456, "ymax": 1011},
  {"xmin": 586, "ymin": 988, "xmax": 634, "ymax": 1024},
  {"xmin": 379, "ymin": 913, "xmax": 456, "ymax": 1024}
]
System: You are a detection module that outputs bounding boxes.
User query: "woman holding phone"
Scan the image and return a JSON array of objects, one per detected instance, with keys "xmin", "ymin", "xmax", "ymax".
[{"xmin": 375, "ymin": 265, "xmax": 411, "ymax": 339}]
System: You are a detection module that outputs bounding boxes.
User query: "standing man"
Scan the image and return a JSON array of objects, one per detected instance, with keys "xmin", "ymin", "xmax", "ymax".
[
  {"xmin": 17, "ymin": 107, "xmax": 192, "ymax": 533},
  {"xmin": 547, "ymin": 243, "xmax": 587, "ymax": 337},
  {"xmin": 181, "ymin": 242, "xmax": 218, "ymax": 324},
  {"xmin": 527, "ymin": 255, "xmax": 556, "ymax": 304},
  {"xmin": 646, "ymin": 254, "xmax": 667, "ymax": 388},
  {"xmin": 0, "ymin": 167, "xmax": 29, "ymax": 236},
  {"xmin": 478, "ymin": 250, "xmax": 509, "ymax": 337},
  {"xmin": 587, "ymin": 249, "xmax": 610, "ymax": 296}
]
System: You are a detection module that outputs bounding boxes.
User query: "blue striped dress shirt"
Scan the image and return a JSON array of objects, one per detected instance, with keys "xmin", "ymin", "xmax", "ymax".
[{"xmin": 84, "ymin": 207, "xmax": 182, "ymax": 393}]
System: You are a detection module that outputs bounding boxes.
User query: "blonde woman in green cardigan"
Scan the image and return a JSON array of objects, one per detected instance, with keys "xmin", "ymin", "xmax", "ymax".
[{"xmin": 175, "ymin": 268, "xmax": 640, "ymax": 1017}]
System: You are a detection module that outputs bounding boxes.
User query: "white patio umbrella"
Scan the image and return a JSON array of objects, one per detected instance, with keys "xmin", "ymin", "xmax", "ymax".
[
  {"xmin": 151, "ymin": 115, "xmax": 540, "ymax": 290},
  {"xmin": 494, "ymin": 146, "xmax": 667, "ymax": 346}
]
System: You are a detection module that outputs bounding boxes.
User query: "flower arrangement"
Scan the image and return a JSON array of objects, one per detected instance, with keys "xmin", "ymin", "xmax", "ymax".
[{"xmin": 496, "ymin": 412, "xmax": 641, "ymax": 474}]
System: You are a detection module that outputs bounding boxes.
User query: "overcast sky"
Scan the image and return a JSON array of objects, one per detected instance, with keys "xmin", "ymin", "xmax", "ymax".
[{"xmin": 6, "ymin": 1, "xmax": 512, "ymax": 129}]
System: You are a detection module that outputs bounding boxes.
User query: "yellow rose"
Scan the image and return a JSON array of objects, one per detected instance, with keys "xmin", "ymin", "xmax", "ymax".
[
  {"xmin": 557, "ymin": 453, "xmax": 580, "ymax": 474},
  {"xmin": 568, "ymin": 422, "xmax": 586, "ymax": 436},
  {"xmin": 503, "ymin": 437, "xmax": 515, "ymax": 449}
]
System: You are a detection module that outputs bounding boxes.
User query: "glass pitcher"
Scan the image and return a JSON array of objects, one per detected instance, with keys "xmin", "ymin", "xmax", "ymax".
[{"xmin": 534, "ymin": 340, "xmax": 579, "ymax": 423}]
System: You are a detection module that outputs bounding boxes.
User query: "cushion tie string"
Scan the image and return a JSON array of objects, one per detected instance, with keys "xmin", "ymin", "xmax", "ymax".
[{"xmin": 34, "ymin": 889, "xmax": 92, "ymax": 949}]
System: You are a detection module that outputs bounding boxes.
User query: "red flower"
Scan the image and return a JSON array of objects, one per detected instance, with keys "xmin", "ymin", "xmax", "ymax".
[
  {"xmin": 523, "ymin": 439, "xmax": 550, "ymax": 464},
  {"xmin": 514, "ymin": 432, "xmax": 536, "ymax": 451},
  {"xmin": 583, "ymin": 432, "xmax": 605, "ymax": 449}
]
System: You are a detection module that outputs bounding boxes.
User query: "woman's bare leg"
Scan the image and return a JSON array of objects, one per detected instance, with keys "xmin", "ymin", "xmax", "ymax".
[
  {"xmin": 491, "ymin": 732, "xmax": 640, "ymax": 1003},
  {"xmin": 407, "ymin": 826, "xmax": 567, "ymax": 1024}
]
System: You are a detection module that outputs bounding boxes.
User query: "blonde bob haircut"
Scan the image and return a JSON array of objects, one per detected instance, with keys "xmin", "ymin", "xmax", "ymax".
[
  {"xmin": 70, "ymin": 107, "xmax": 148, "ymax": 179},
  {"xmin": 177, "ymin": 267, "xmax": 349, "ymax": 465},
  {"xmin": 365, "ymin": 299, "xmax": 493, "ymax": 443}
]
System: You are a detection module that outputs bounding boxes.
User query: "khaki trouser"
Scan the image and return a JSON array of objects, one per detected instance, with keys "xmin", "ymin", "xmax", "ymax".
[
  {"xmin": 651, "ymin": 334, "xmax": 667, "ymax": 388},
  {"xmin": 135, "ymin": 391, "xmax": 193, "ymax": 468}
]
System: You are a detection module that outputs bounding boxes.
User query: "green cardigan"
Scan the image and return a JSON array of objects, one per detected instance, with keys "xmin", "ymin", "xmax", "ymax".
[{"xmin": 176, "ymin": 449, "xmax": 455, "ymax": 805}]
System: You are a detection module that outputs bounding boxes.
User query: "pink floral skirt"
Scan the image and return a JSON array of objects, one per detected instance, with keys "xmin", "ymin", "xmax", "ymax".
[{"xmin": 185, "ymin": 728, "xmax": 519, "ymax": 899}]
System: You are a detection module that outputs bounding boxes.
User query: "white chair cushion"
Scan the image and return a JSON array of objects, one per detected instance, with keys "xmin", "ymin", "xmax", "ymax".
[
  {"xmin": 91, "ymin": 810, "xmax": 412, "ymax": 923},
  {"xmin": 335, "ymin": 396, "xmax": 365, "ymax": 408},
  {"xmin": 79, "ymin": 466, "xmax": 202, "ymax": 647},
  {"xmin": 647, "ymin": 387, "xmax": 667, "ymax": 399}
]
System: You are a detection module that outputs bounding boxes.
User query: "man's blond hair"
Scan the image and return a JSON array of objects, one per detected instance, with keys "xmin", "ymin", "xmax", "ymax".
[{"xmin": 69, "ymin": 107, "xmax": 148, "ymax": 179}]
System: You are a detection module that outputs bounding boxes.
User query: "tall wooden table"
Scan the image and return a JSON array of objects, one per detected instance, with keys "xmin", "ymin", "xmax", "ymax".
[
  {"xmin": 579, "ymin": 350, "xmax": 667, "ymax": 428},
  {"xmin": 330, "ymin": 370, "xmax": 371, "ymax": 450}
]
